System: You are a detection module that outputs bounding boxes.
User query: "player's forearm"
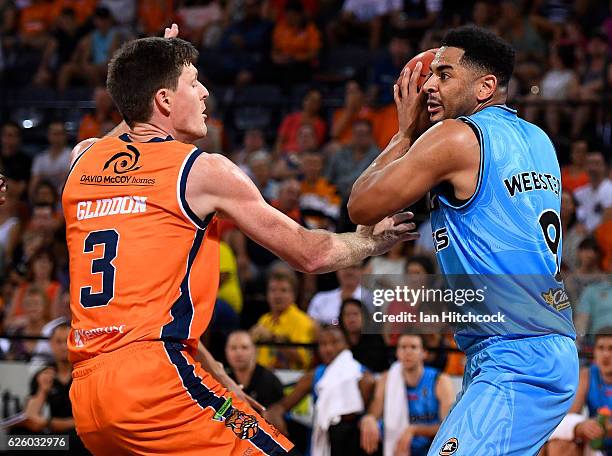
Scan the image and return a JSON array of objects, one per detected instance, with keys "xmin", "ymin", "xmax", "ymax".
[
  {"xmin": 49, "ymin": 417, "xmax": 75, "ymax": 432},
  {"xmin": 303, "ymin": 228, "xmax": 377, "ymax": 274}
]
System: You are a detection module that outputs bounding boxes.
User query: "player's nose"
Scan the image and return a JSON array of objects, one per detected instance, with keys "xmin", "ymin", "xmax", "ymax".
[
  {"xmin": 422, "ymin": 74, "xmax": 437, "ymax": 93},
  {"xmin": 200, "ymin": 83, "xmax": 209, "ymax": 100}
]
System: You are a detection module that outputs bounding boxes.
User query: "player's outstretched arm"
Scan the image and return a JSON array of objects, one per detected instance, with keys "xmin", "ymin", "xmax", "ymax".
[
  {"xmin": 186, "ymin": 153, "xmax": 419, "ymax": 274},
  {"xmin": 348, "ymin": 119, "xmax": 479, "ymax": 226}
]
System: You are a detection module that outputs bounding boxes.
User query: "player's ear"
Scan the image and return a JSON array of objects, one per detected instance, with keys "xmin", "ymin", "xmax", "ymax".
[
  {"xmin": 154, "ymin": 88, "xmax": 172, "ymax": 116},
  {"xmin": 476, "ymin": 74, "xmax": 497, "ymax": 102}
]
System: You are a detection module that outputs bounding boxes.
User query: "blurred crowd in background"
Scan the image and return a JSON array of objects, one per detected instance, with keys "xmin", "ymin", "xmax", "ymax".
[{"xmin": 0, "ymin": 0, "xmax": 611, "ymax": 454}]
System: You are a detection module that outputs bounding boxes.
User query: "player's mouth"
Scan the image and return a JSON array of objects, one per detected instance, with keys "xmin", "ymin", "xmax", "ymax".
[
  {"xmin": 201, "ymin": 106, "xmax": 207, "ymax": 119},
  {"xmin": 427, "ymin": 100, "xmax": 443, "ymax": 114}
]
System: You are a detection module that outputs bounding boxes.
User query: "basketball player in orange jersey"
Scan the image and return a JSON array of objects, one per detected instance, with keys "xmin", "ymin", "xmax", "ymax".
[{"xmin": 58, "ymin": 24, "xmax": 419, "ymax": 455}]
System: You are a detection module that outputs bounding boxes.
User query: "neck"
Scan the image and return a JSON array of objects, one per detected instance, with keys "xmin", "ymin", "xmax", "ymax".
[
  {"xmin": 591, "ymin": 176, "xmax": 604, "ymax": 188},
  {"xmin": 403, "ymin": 363, "xmax": 424, "ymax": 386},
  {"xmin": 127, "ymin": 123, "xmax": 175, "ymax": 142},
  {"xmin": 472, "ymin": 94, "xmax": 507, "ymax": 115},
  {"xmin": 49, "ymin": 145, "xmax": 65, "ymax": 155},
  {"xmin": 234, "ymin": 363, "xmax": 255, "ymax": 385},
  {"xmin": 348, "ymin": 331, "xmax": 360, "ymax": 345},
  {"xmin": 56, "ymin": 359, "xmax": 71, "ymax": 376}
]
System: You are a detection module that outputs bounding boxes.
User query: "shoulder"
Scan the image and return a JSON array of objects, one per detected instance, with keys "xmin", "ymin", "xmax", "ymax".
[
  {"xmin": 70, "ymin": 137, "xmax": 99, "ymax": 167},
  {"xmin": 189, "ymin": 151, "xmax": 252, "ymax": 191},
  {"xmin": 417, "ymin": 119, "xmax": 478, "ymax": 150}
]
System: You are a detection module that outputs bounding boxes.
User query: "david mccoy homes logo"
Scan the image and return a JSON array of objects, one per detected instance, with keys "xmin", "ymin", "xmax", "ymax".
[{"xmin": 80, "ymin": 145, "xmax": 156, "ymax": 186}]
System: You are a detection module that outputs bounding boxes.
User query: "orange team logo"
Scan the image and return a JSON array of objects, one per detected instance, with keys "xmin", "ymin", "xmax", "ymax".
[
  {"xmin": 103, "ymin": 145, "xmax": 142, "ymax": 174},
  {"xmin": 439, "ymin": 437, "xmax": 458, "ymax": 455},
  {"xmin": 225, "ymin": 408, "xmax": 260, "ymax": 440}
]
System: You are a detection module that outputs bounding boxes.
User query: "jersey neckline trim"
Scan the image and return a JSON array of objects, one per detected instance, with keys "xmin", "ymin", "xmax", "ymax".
[{"xmin": 118, "ymin": 133, "xmax": 175, "ymax": 143}]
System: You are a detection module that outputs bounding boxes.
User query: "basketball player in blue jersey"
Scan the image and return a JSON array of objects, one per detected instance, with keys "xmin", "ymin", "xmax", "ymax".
[{"xmin": 349, "ymin": 26, "xmax": 578, "ymax": 455}]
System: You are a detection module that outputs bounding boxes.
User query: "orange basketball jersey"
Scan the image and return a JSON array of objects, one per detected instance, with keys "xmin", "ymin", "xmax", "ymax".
[{"xmin": 62, "ymin": 134, "xmax": 219, "ymax": 364}]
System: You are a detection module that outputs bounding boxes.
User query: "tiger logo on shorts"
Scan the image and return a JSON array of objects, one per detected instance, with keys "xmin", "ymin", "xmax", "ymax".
[{"xmin": 225, "ymin": 408, "xmax": 260, "ymax": 440}]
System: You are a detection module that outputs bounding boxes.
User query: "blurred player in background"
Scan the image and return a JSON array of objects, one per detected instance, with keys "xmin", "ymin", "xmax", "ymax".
[
  {"xmin": 349, "ymin": 26, "xmax": 578, "ymax": 455},
  {"xmin": 60, "ymin": 25, "xmax": 418, "ymax": 455}
]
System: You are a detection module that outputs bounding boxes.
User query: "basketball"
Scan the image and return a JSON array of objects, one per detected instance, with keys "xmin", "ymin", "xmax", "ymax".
[{"xmin": 397, "ymin": 48, "xmax": 438, "ymax": 90}]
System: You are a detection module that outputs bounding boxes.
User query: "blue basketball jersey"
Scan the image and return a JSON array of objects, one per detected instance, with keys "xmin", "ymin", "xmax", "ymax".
[
  {"xmin": 586, "ymin": 364, "xmax": 612, "ymax": 451},
  {"xmin": 406, "ymin": 366, "xmax": 440, "ymax": 455},
  {"xmin": 429, "ymin": 105, "xmax": 575, "ymax": 350}
]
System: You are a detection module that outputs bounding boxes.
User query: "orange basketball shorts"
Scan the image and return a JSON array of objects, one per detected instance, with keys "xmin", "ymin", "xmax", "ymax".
[{"xmin": 70, "ymin": 341, "xmax": 294, "ymax": 455}]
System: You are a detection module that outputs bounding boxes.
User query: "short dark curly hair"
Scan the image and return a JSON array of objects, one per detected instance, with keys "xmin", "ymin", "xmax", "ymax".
[
  {"xmin": 107, "ymin": 37, "xmax": 198, "ymax": 127},
  {"xmin": 441, "ymin": 26, "xmax": 515, "ymax": 88}
]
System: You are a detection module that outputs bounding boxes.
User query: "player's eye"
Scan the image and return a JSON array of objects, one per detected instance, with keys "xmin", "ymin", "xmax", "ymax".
[{"xmin": 440, "ymin": 73, "xmax": 450, "ymax": 80}]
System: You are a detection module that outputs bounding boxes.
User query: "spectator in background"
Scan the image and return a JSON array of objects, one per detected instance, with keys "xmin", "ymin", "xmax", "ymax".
[
  {"xmin": 330, "ymin": 80, "xmax": 377, "ymax": 147},
  {"xmin": 270, "ymin": 0, "xmax": 321, "ymax": 84},
  {"xmin": 389, "ymin": 0, "xmax": 442, "ymax": 47},
  {"xmin": 339, "ymin": 298, "xmax": 389, "ymax": 373},
  {"xmin": 5, "ymin": 287, "xmax": 50, "ymax": 360},
  {"xmin": 29, "ymin": 121, "xmax": 72, "ymax": 198},
  {"xmin": 0, "ymin": 176, "xmax": 21, "ymax": 271},
  {"xmin": 275, "ymin": 88, "xmax": 326, "ymax": 155},
  {"xmin": 218, "ymin": 241, "xmax": 243, "ymax": 315},
  {"xmin": 360, "ymin": 334, "xmax": 455, "ymax": 456},
  {"xmin": 523, "ymin": 44, "xmax": 578, "ymax": 138},
  {"xmin": 33, "ymin": 8, "xmax": 85, "ymax": 87},
  {"xmin": 77, "ymin": 87, "xmax": 122, "ymax": 141},
  {"xmin": 574, "ymin": 151, "xmax": 611, "ymax": 232},
  {"xmin": 575, "ymin": 276, "xmax": 612, "ymax": 347},
  {"xmin": 226, "ymin": 330, "xmax": 284, "ymax": 408},
  {"xmin": 57, "ymin": 6, "xmax": 120, "ymax": 91},
  {"xmin": 262, "ymin": 0, "xmax": 318, "ymax": 21},
  {"xmin": 299, "ymin": 150, "xmax": 340, "ymax": 231},
  {"xmin": 561, "ymin": 140, "xmax": 589, "ymax": 193},
  {"xmin": 546, "ymin": 327, "xmax": 612, "ymax": 456},
  {"xmin": 560, "ymin": 190, "xmax": 587, "ymax": 272},
  {"xmin": 308, "ymin": 263, "xmax": 371, "ymax": 325},
  {"xmin": 218, "ymin": 0, "xmax": 272, "ymax": 85},
  {"xmin": 17, "ymin": 0, "xmax": 53, "ymax": 50},
  {"xmin": 363, "ymin": 241, "xmax": 409, "ymax": 290},
  {"xmin": 232, "ymin": 128, "xmax": 269, "ymax": 172},
  {"xmin": 499, "ymin": 0, "xmax": 547, "ymax": 64},
  {"xmin": 571, "ymin": 32, "xmax": 612, "ymax": 139},
  {"xmin": 272, "ymin": 178, "xmax": 303, "ymax": 224},
  {"xmin": 22, "ymin": 323, "xmax": 90, "ymax": 454},
  {"xmin": 594, "ymin": 207, "xmax": 611, "ymax": 272},
  {"xmin": 566, "ymin": 237, "xmax": 605, "ymax": 307},
  {"xmin": 1, "ymin": 122, "xmax": 31, "ymax": 183},
  {"xmin": 50, "ymin": 0, "xmax": 97, "ymax": 27},
  {"xmin": 194, "ymin": 93, "xmax": 225, "ymax": 154},
  {"xmin": 251, "ymin": 267, "xmax": 317, "ymax": 370},
  {"xmin": 265, "ymin": 325, "xmax": 375, "ymax": 455},
  {"xmin": 6, "ymin": 249, "xmax": 61, "ymax": 327},
  {"xmin": 326, "ymin": 119, "xmax": 379, "ymax": 199},
  {"xmin": 247, "ymin": 150, "xmax": 279, "ymax": 201}
]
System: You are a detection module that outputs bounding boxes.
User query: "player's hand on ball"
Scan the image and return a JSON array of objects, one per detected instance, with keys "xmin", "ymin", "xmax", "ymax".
[
  {"xmin": 359, "ymin": 414, "xmax": 380, "ymax": 454},
  {"xmin": 394, "ymin": 62, "xmax": 430, "ymax": 140},
  {"xmin": 357, "ymin": 211, "xmax": 419, "ymax": 258},
  {"xmin": 164, "ymin": 23, "xmax": 179, "ymax": 39}
]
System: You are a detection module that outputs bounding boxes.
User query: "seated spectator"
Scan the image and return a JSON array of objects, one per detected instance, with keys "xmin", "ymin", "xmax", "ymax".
[
  {"xmin": 262, "ymin": 0, "xmax": 318, "ymax": 21},
  {"xmin": 1, "ymin": 121, "xmax": 32, "ymax": 183},
  {"xmin": 247, "ymin": 150, "xmax": 279, "ymax": 202},
  {"xmin": 389, "ymin": 0, "xmax": 441, "ymax": 46},
  {"xmin": 359, "ymin": 334, "xmax": 454, "ymax": 456},
  {"xmin": 272, "ymin": 178, "xmax": 303, "ymax": 224},
  {"xmin": 6, "ymin": 249, "xmax": 61, "ymax": 327},
  {"xmin": 299, "ymin": 150, "xmax": 340, "ymax": 231},
  {"xmin": 22, "ymin": 323, "xmax": 90, "ymax": 454},
  {"xmin": 363, "ymin": 241, "xmax": 409, "ymax": 289},
  {"xmin": 560, "ymin": 190, "xmax": 587, "ymax": 272},
  {"xmin": 270, "ymin": 0, "xmax": 321, "ymax": 83},
  {"xmin": 57, "ymin": 6, "xmax": 121, "ymax": 91},
  {"xmin": 0, "ymin": 176, "xmax": 21, "ymax": 270},
  {"xmin": 561, "ymin": 140, "xmax": 590, "ymax": 193},
  {"xmin": 50, "ymin": 0, "xmax": 97, "ymax": 27},
  {"xmin": 17, "ymin": 0, "xmax": 53, "ymax": 49},
  {"xmin": 226, "ymin": 330, "xmax": 284, "ymax": 408},
  {"xmin": 194, "ymin": 94, "xmax": 225, "ymax": 154},
  {"xmin": 574, "ymin": 152, "xmax": 612, "ymax": 232},
  {"xmin": 545, "ymin": 328, "xmax": 612, "ymax": 456},
  {"xmin": 5, "ymin": 287, "xmax": 50, "ymax": 361},
  {"xmin": 77, "ymin": 87, "xmax": 122, "ymax": 141},
  {"xmin": 218, "ymin": 0, "xmax": 272, "ymax": 85},
  {"xmin": 330, "ymin": 80, "xmax": 377, "ymax": 146},
  {"xmin": 29, "ymin": 121, "xmax": 72, "ymax": 198},
  {"xmin": 308, "ymin": 262, "xmax": 372, "ymax": 325},
  {"xmin": 33, "ymin": 8, "xmax": 85, "ymax": 87},
  {"xmin": 325, "ymin": 119, "xmax": 379, "ymax": 199},
  {"xmin": 368, "ymin": 33, "xmax": 411, "ymax": 107},
  {"xmin": 250, "ymin": 267, "xmax": 317, "ymax": 369},
  {"xmin": 339, "ymin": 298, "xmax": 389, "ymax": 373},
  {"xmin": 265, "ymin": 325, "xmax": 375, "ymax": 455},
  {"xmin": 594, "ymin": 207, "xmax": 611, "ymax": 272},
  {"xmin": 275, "ymin": 88, "xmax": 326, "ymax": 155},
  {"xmin": 523, "ymin": 44, "xmax": 578, "ymax": 137},
  {"xmin": 575, "ymin": 277, "xmax": 612, "ymax": 347},
  {"xmin": 571, "ymin": 32, "xmax": 612, "ymax": 139},
  {"xmin": 231, "ymin": 128, "xmax": 269, "ymax": 172},
  {"xmin": 566, "ymin": 238, "xmax": 605, "ymax": 308}
]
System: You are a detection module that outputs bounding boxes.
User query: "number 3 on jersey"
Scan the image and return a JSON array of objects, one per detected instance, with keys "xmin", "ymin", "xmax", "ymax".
[{"xmin": 80, "ymin": 229, "xmax": 119, "ymax": 308}]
